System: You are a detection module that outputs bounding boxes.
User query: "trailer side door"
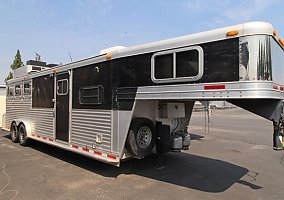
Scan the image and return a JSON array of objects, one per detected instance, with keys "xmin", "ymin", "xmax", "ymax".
[{"xmin": 55, "ymin": 72, "xmax": 70, "ymax": 142}]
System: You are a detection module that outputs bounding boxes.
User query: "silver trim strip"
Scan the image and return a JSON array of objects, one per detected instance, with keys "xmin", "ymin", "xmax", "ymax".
[{"xmin": 136, "ymin": 81, "xmax": 284, "ymax": 100}]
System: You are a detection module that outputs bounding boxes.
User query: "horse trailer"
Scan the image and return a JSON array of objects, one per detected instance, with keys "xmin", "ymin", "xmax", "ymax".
[{"xmin": 3, "ymin": 21, "xmax": 284, "ymax": 166}]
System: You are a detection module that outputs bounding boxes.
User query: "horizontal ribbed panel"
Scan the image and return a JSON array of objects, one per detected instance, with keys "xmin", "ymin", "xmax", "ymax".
[
  {"xmin": 5, "ymin": 98, "xmax": 31, "ymax": 129},
  {"xmin": 71, "ymin": 109, "xmax": 112, "ymax": 151},
  {"xmin": 5, "ymin": 97, "xmax": 53, "ymax": 138},
  {"xmin": 6, "ymin": 100, "xmax": 113, "ymax": 150}
]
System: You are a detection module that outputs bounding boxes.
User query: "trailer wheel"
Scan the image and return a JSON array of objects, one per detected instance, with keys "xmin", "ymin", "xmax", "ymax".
[
  {"xmin": 10, "ymin": 122, "xmax": 19, "ymax": 143},
  {"xmin": 126, "ymin": 118, "xmax": 156, "ymax": 158},
  {"xmin": 18, "ymin": 124, "xmax": 29, "ymax": 146}
]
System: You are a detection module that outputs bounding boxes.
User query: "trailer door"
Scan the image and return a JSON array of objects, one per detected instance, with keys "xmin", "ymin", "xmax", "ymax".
[{"xmin": 55, "ymin": 72, "xmax": 70, "ymax": 142}]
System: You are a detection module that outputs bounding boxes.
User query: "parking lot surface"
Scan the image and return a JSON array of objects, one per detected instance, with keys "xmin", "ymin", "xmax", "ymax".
[{"xmin": 0, "ymin": 108, "xmax": 284, "ymax": 200}]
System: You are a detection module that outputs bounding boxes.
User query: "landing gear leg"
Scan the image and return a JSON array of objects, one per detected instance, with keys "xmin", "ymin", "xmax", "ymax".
[
  {"xmin": 273, "ymin": 113, "xmax": 284, "ymax": 150},
  {"xmin": 155, "ymin": 153, "xmax": 165, "ymax": 169}
]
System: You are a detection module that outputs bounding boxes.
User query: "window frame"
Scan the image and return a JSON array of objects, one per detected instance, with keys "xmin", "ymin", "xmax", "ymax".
[
  {"xmin": 57, "ymin": 79, "xmax": 69, "ymax": 96},
  {"xmin": 23, "ymin": 81, "xmax": 31, "ymax": 96},
  {"xmin": 7, "ymin": 86, "xmax": 14, "ymax": 97},
  {"xmin": 151, "ymin": 46, "xmax": 204, "ymax": 83},
  {"xmin": 79, "ymin": 85, "xmax": 104, "ymax": 105},
  {"xmin": 14, "ymin": 83, "xmax": 22, "ymax": 96}
]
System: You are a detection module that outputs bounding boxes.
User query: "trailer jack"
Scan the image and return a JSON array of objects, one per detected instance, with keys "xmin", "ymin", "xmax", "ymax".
[
  {"xmin": 273, "ymin": 114, "xmax": 284, "ymax": 150},
  {"xmin": 155, "ymin": 153, "xmax": 165, "ymax": 169}
]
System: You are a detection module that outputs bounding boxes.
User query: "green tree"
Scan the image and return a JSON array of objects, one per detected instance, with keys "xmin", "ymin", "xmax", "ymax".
[
  {"xmin": 11, "ymin": 49, "xmax": 23, "ymax": 70},
  {"xmin": 6, "ymin": 49, "xmax": 24, "ymax": 81},
  {"xmin": 6, "ymin": 72, "xmax": 13, "ymax": 80}
]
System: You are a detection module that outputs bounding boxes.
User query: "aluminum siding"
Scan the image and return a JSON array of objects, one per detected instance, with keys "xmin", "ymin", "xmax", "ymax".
[
  {"xmin": 71, "ymin": 109, "xmax": 112, "ymax": 152},
  {"xmin": 6, "ymin": 96, "xmax": 54, "ymax": 137}
]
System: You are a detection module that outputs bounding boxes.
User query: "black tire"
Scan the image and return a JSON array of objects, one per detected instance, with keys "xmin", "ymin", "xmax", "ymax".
[
  {"xmin": 126, "ymin": 118, "xmax": 156, "ymax": 158},
  {"xmin": 10, "ymin": 122, "xmax": 19, "ymax": 143},
  {"xmin": 18, "ymin": 124, "xmax": 29, "ymax": 146}
]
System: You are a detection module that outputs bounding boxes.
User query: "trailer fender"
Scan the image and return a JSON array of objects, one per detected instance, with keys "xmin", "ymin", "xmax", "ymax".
[{"xmin": 13, "ymin": 119, "xmax": 32, "ymax": 138}]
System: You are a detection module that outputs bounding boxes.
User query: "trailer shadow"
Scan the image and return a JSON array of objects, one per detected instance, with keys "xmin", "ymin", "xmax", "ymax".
[
  {"xmin": 27, "ymin": 140, "xmax": 261, "ymax": 192},
  {"xmin": 189, "ymin": 133, "xmax": 204, "ymax": 141},
  {"xmin": 1, "ymin": 132, "xmax": 262, "ymax": 192}
]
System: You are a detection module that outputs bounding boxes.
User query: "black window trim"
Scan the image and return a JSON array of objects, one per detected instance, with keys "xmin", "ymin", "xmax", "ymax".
[
  {"xmin": 79, "ymin": 85, "xmax": 104, "ymax": 105},
  {"xmin": 151, "ymin": 46, "xmax": 204, "ymax": 83}
]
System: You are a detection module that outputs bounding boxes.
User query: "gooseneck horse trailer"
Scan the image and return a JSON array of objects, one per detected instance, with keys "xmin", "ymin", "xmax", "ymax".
[{"xmin": 3, "ymin": 22, "xmax": 284, "ymax": 166}]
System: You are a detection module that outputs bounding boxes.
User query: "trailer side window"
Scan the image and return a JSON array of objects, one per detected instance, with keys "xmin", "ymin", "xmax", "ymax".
[
  {"xmin": 32, "ymin": 75, "xmax": 54, "ymax": 108},
  {"xmin": 7, "ymin": 86, "xmax": 14, "ymax": 97},
  {"xmin": 152, "ymin": 46, "xmax": 203, "ymax": 83},
  {"xmin": 23, "ymin": 82, "xmax": 31, "ymax": 95},
  {"xmin": 176, "ymin": 49, "xmax": 199, "ymax": 77},
  {"xmin": 57, "ymin": 79, "xmax": 68, "ymax": 95},
  {"xmin": 154, "ymin": 54, "xmax": 173, "ymax": 79},
  {"xmin": 79, "ymin": 86, "xmax": 103, "ymax": 105},
  {"xmin": 15, "ymin": 84, "xmax": 21, "ymax": 96}
]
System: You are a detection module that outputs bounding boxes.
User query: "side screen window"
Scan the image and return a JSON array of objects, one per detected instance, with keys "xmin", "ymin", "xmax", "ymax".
[{"xmin": 79, "ymin": 86, "xmax": 103, "ymax": 105}]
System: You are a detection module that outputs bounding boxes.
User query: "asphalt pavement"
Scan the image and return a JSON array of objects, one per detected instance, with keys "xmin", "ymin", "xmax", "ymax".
[{"xmin": 0, "ymin": 108, "xmax": 283, "ymax": 200}]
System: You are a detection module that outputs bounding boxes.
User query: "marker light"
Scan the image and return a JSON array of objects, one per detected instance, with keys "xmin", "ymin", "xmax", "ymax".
[
  {"xmin": 226, "ymin": 30, "xmax": 239, "ymax": 37},
  {"xmin": 273, "ymin": 30, "xmax": 277, "ymax": 36},
  {"xmin": 279, "ymin": 38, "xmax": 284, "ymax": 47},
  {"xmin": 106, "ymin": 55, "xmax": 112, "ymax": 59},
  {"xmin": 51, "ymin": 67, "xmax": 57, "ymax": 74}
]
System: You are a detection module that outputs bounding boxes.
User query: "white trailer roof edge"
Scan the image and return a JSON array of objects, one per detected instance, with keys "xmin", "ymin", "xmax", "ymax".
[
  {"xmin": 109, "ymin": 21, "xmax": 274, "ymax": 57},
  {"xmin": 6, "ymin": 21, "xmax": 275, "ymax": 84}
]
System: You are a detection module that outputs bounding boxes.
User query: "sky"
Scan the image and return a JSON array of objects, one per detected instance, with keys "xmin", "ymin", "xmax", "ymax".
[{"xmin": 0, "ymin": 0, "xmax": 283, "ymax": 84}]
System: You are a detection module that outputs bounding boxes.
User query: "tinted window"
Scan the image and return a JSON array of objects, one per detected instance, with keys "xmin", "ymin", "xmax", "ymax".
[
  {"xmin": 32, "ymin": 75, "xmax": 54, "ymax": 108},
  {"xmin": 152, "ymin": 46, "xmax": 203, "ymax": 83},
  {"xmin": 154, "ymin": 54, "xmax": 173, "ymax": 79},
  {"xmin": 176, "ymin": 50, "xmax": 199, "ymax": 77}
]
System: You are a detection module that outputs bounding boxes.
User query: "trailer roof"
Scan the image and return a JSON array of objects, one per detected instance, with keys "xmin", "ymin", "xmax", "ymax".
[
  {"xmin": 7, "ymin": 21, "xmax": 279, "ymax": 83},
  {"xmin": 105, "ymin": 21, "xmax": 274, "ymax": 58}
]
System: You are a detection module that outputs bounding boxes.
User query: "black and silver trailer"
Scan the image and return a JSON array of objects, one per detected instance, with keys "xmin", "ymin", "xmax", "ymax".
[{"xmin": 3, "ymin": 21, "xmax": 284, "ymax": 166}]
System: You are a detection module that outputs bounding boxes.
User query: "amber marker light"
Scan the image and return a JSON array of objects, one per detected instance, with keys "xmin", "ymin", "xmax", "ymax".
[
  {"xmin": 226, "ymin": 30, "xmax": 239, "ymax": 37},
  {"xmin": 106, "ymin": 55, "xmax": 112, "ymax": 59},
  {"xmin": 273, "ymin": 30, "xmax": 277, "ymax": 36},
  {"xmin": 279, "ymin": 38, "xmax": 284, "ymax": 47},
  {"xmin": 51, "ymin": 67, "xmax": 57, "ymax": 74}
]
